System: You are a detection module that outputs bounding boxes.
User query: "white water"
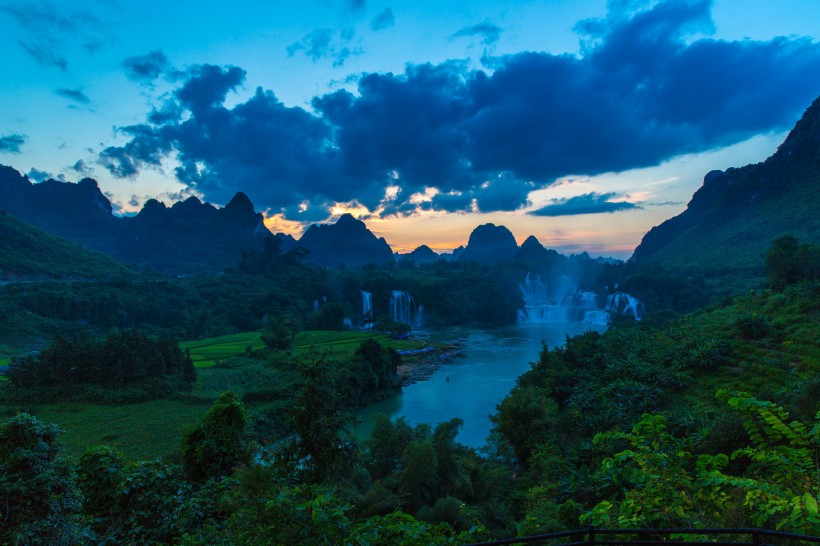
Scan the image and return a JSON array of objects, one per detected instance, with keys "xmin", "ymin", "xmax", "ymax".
[
  {"xmin": 389, "ymin": 289, "xmax": 423, "ymax": 327},
  {"xmin": 517, "ymin": 273, "xmax": 643, "ymax": 325}
]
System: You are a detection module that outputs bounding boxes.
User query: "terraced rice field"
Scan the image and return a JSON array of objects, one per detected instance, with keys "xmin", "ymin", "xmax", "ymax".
[
  {"xmin": 180, "ymin": 331, "xmax": 265, "ymax": 368},
  {"xmin": 181, "ymin": 330, "xmax": 427, "ymax": 368}
]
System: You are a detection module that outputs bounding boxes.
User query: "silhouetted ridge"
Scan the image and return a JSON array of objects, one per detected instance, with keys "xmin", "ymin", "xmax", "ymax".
[
  {"xmin": 224, "ymin": 191, "xmax": 256, "ymax": 216},
  {"xmin": 298, "ymin": 214, "xmax": 394, "ymax": 267},
  {"xmin": 460, "ymin": 223, "xmax": 519, "ymax": 264},
  {"xmin": 0, "ymin": 167, "xmax": 274, "ymax": 274},
  {"xmin": 400, "ymin": 245, "xmax": 439, "ymax": 264},
  {"xmin": 631, "ymin": 96, "xmax": 820, "ymax": 271}
]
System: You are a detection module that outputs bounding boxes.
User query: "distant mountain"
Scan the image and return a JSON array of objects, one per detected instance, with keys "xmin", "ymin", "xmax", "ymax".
[
  {"xmin": 632, "ymin": 97, "xmax": 820, "ymax": 272},
  {"xmin": 116, "ymin": 192, "xmax": 272, "ymax": 274},
  {"xmin": 460, "ymin": 223, "xmax": 519, "ymax": 264},
  {"xmin": 515, "ymin": 235, "xmax": 563, "ymax": 270},
  {"xmin": 0, "ymin": 166, "xmax": 119, "ymax": 252},
  {"xmin": 0, "ymin": 211, "xmax": 132, "ymax": 280},
  {"xmin": 399, "ymin": 245, "xmax": 439, "ymax": 265},
  {"xmin": 0, "ymin": 167, "xmax": 273, "ymax": 274},
  {"xmin": 275, "ymin": 232, "xmax": 298, "ymax": 252},
  {"xmin": 297, "ymin": 213, "xmax": 394, "ymax": 267}
]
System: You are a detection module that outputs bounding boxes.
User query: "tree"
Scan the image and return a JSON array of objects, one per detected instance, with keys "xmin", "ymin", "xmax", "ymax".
[
  {"xmin": 307, "ymin": 302, "xmax": 346, "ymax": 330},
  {"xmin": 0, "ymin": 413, "xmax": 85, "ymax": 545},
  {"xmin": 765, "ymin": 235, "xmax": 820, "ymax": 290},
  {"xmin": 261, "ymin": 314, "xmax": 300, "ymax": 351},
  {"xmin": 697, "ymin": 391, "xmax": 820, "ymax": 534},
  {"xmin": 182, "ymin": 391, "xmax": 250, "ymax": 481},
  {"xmin": 582, "ymin": 414, "xmax": 723, "ymax": 529},
  {"xmin": 492, "ymin": 385, "xmax": 558, "ymax": 464},
  {"xmin": 290, "ymin": 353, "xmax": 356, "ymax": 484},
  {"xmin": 77, "ymin": 445, "xmax": 126, "ymax": 539},
  {"xmin": 350, "ymin": 338, "xmax": 402, "ymax": 396}
]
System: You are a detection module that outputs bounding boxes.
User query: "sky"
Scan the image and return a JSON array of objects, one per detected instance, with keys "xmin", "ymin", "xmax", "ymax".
[{"xmin": 1, "ymin": 0, "xmax": 820, "ymax": 258}]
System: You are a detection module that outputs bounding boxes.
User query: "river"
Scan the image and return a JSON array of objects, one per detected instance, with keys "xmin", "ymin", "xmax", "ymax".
[{"xmin": 355, "ymin": 321, "xmax": 607, "ymax": 448}]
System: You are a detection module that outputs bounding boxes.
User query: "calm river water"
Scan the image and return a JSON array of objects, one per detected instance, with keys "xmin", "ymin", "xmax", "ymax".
[{"xmin": 355, "ymin": 322, "xmax": 606, "ymax": 448}]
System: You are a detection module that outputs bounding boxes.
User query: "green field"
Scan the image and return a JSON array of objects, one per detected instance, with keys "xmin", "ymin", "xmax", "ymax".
[
  {"xmin": 0, "ymin": 398, "xmax": 211, "ymax": 461},
  {"xmin": 182, "ymin": 329, "xmax": 426, "ymax": 368},
  {"xmin": 180, "ymin": 331, "xmax": 265, "ymax": 367},
  {"xmin": 1, "ymin": 329, "xmax": 426, "ymax": 461}
]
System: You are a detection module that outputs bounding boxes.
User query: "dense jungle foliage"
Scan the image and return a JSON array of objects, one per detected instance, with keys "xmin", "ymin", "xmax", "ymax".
[{"xmin": 1, "ymin": 238, "xmax": 818, "ymax": 544}]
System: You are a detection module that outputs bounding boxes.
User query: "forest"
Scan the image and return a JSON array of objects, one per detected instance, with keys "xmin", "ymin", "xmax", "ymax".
[{"xmin": 1, "ymin": 236, "xmax": 818, "ymax": 544}]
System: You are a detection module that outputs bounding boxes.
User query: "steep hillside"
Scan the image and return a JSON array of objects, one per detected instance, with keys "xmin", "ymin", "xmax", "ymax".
[
  {"xmin": 0, "ymin": 211, "xmax": 132, "ymax": 280},
  {"xmin": 631, "ymin": 97, "xmax": 820, "ymax": 273},
  {"xmin": 0, "ymin": 167, "xmax": 273, "ymax": 274}
]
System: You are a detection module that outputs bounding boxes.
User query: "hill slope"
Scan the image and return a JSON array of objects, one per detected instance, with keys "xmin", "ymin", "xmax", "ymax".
[
  {"xmin": 0, "ymin": 211, "xmax": 132, "ymax": 280},
  {"xmin": 631, "ymin": 96, "xmax": 820, "ymax": 273},
  {"xmin": 0, "ymin": 167, "xmax": 273, "ymax": 275}
]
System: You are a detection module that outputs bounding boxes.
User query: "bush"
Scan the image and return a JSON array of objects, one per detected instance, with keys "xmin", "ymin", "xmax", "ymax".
[{"xmin": 735, "ymin": 314, "xmax": 772, "ymax": 340}]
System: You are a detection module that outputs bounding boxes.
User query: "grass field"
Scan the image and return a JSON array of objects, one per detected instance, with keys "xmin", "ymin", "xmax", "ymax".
[
  {"xmin": 0, "ymin": 398, "xmax": 211, "ymax": 461},
  {"xmin": 180, "ymin": 331, "xmax": 265, "ymax": 368},
  {"xmin": 1, "ymin": 329, "xmax": 427, "ymax": 461},
  {"xmin": 182, "ymin": 329, "xmax": 426, "ymax": 368}
]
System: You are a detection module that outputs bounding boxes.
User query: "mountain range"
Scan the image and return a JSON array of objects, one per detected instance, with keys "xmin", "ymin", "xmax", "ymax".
[
  {"xmin": 2, "ymin": 95, "xmax": 819, "ymax": 276},
  {"xmin": 0, "ymin": 167, "xmax": 271, "ymax": 275}
]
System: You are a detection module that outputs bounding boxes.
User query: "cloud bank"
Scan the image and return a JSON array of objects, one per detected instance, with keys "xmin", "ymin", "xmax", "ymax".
[
  {"xmin": 99, "ymin": 0, "xmax": 820, "ymax": 222},
  {"xmin": 530, "ymin": 192, "xmax": 640, "ymax": 216},
  {"xmin": 0, "ymin": 134, "xmax": 26, "ymax": 153}
]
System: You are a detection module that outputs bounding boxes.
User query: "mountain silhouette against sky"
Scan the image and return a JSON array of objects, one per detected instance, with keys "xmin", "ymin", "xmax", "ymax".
[
  {"xmin": 297, "ymin": 213, "xmax": 394, "ymax": 268},
  {"xmin": 632, "ymin": 96, "xmax": 820, "ymax": 272},
  {"xmin": 0, "ymin": 167, "xmax": 271, "ymax": 274}
]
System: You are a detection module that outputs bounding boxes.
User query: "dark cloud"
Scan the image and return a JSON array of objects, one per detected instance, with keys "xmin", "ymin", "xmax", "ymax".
[
  {"xmin": 26, "ymin": 167, "xmax": 53, "ymax": 182},
  {"xmin": 2, "ymin": 1, "xmax": 106, "ymax": 69},
  {"xmin": 530, "ymin": 192, "xmax": 640, "ymax": 216},
  {"xmin": 123, "ymin": 50, "xmax": 171, "ymax": 82},
  {"xmin": 0, "ymin": 134, "xmax": 26, "ymax": 153},
  {"xmin": 451, "ymin": 21, "xmax": 503, "ymax": 46},
  {"xmin": 100, "ymin": 0, "xmax": 820, "ymax": 223},
  {"xmin": 474, "ymin": 175, "xmax": 534, "ymax": 212},
  {"xmin": 72, "ymin": 159, "xmax": 93, "ymax": 176},
  {"xmin": 55, "ymin": 88, "xmax": 91, "ymax": 105},
  {"xmin": 371, "ymin": 8, "xmax": 395, "ymax": 31}
]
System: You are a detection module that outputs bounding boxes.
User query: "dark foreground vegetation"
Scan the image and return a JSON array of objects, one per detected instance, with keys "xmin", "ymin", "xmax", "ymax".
[{"xmin": 1, "ymin": 238, "xmax": 818, "ymax": 544}]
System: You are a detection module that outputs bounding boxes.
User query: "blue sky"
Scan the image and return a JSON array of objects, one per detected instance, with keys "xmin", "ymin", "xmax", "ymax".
[{"xmin": 1, "ymin": 0, "xmax": 819, "ymax": 257}]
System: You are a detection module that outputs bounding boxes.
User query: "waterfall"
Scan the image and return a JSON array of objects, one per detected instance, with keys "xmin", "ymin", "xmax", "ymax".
[
  {"xmin": 390, "ymin": 290, "xmax": 417, "ymax": 326},
  {"xmin": 517, "ymin": 273, "xmax": 642, "ymax": 324},
  {"xmin": 361, "ymin": 291, "xmax": 373, "ymax": 320},
  {"xmin": 605, "ymin": 292, "xmax": 644, "ymax": 321},
  {"xmin": 582, "ymin": 310, "xmax": 610, "ymax": 325},
  {"xmin": 561, "ymin": 291, "xmax": 599, "ymax": 309}
]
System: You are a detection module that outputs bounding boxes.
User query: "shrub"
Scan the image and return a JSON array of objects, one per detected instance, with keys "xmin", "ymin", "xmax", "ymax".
[{"xmin": 735, "ymin": 314, "xmax": 771, "ymax": 340}]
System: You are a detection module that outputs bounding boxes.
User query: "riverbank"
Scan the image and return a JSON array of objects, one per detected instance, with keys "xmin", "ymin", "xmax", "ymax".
[{"xmin": 396, "ymin": 337, "xmax": 465, "ymax": 386}]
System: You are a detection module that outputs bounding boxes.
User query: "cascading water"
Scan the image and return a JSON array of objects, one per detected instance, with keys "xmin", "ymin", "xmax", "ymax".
[
  {"xmin": 361, "ymin": 291, "xmax": 373, "ymax": 320},
  {"xmin": 517, "ymin": 273, "xmax": 643, "ymax": 325},
  {"xmin": 389, "ymin": 290, "xmax": 423, "ymax": 328},
  {"xmin": 605, "ymin": 292, "xmax": 644, "ymax": 320}
]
